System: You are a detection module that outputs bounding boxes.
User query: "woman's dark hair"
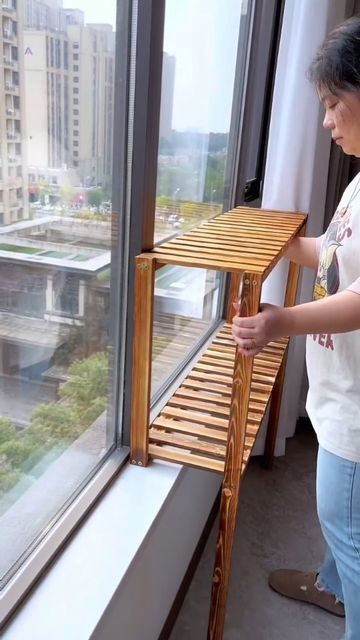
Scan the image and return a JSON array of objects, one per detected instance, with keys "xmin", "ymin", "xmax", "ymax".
[{"xmin": 308, "ymin": 16, "xmax": 360, "ymax": 94}]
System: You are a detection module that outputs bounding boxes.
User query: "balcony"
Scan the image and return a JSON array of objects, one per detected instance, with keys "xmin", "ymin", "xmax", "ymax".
[
  {"xmin": 6, "ymin": 131, "xmax": 17, "ymax": 140},
  {"xmin": 2, "ymin": 4, "xmax": 15, "ymax": 13},
  {"xmin": 3, "ymin": 56, "xmax": 15, "ymax": 67},
  {"xmin": 7, "ymin": 175, "xmax": 21, "ymax": 188},
  {"xmin": 5, "ymin": 82, "xmax": 17, "ymax": 92},
  {"xmin": 3, "ymin": 30, "xmax": 14, "ymax": 41}
]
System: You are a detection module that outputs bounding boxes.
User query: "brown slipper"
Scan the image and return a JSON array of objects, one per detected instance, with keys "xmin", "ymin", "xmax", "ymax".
[{"xmin": 268, "ymin": 570, "xmax": 345, "ymax": 617}]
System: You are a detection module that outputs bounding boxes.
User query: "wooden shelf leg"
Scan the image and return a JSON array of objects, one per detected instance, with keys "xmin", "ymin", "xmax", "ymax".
[
  {"xmin": 264, "ymin": 251, "xmax": 303, "ymax": 469},
  {"xmin": 263, "ymin": 349, "xmax": 288, "ymax": 469},
  {"xmin": 130, "ymin": 255, "xmax": 156, "ymax": 467},
  {"xmin": 207, "ymin": 273, "xmax": 262, "ymax": 640}
]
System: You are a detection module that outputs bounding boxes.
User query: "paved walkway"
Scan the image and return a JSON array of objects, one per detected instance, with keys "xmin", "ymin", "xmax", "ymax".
[{"xmin": 0, "ymin": 376, "xmax": 56, "ymax": 427}]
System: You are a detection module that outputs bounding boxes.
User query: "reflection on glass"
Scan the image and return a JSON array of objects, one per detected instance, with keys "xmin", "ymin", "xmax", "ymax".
[
  {"xmin": 152, "ymin": 266, "xmax": 221, "ymax": 396},
  {"xmin": 155, "ymin": 0, "xmax": 247, "ymax": 242},
  {"xmin": 0, "ymin": 1, "xmax": 116, "ymax": 585}
]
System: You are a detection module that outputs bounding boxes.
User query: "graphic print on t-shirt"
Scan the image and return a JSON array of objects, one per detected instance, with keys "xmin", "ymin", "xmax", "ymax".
[{"xmin": 313, "ymin": 206, "xmax": 352, "ymax": 300}]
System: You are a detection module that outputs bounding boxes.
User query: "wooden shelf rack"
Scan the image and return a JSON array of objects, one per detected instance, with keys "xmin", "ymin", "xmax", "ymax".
[{"xmin": 130, "ymin": 206, "xmax": 307, "ymax": 639}]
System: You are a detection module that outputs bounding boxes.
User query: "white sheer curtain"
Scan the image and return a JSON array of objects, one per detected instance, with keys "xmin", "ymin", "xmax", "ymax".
[{"xmin": 254, "ymin": 0, "xmax": 347, "ymax": 454}]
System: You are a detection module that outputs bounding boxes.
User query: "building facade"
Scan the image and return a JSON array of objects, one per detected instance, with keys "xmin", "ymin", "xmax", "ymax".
[
  {"xmin": 23, "ymin": 1, "xmax": 115, "ymax": 192},
  {"xmin": 0, "ymin": 0, "xmax": 29, "ymax": 225}
]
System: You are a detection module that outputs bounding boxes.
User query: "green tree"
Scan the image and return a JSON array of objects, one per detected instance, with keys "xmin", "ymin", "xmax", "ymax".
[
  {"xmin": 28, "ymin": 404, "xmax": 78, "ymax": 443},
  {"xmin": 0, "ymin": 418, "xmax": 17, "ymax": 445},
  {"xmin": 38, "ymin": 181, "xmax": 50, "ymax": 205},
  {"xmin": 59, "ymin": 185, "xmax": 75, "ymax": 204},
  {"xmin": 203, "ymin": 154, "xmax": 226, "ymax": 203},
  {"xmin": 87, "ymin": 189, "xmax": 104, "ymax": 209},
  {"xmin": 59, "ymin": 353, "xmax": 108, "ymax": 424}
]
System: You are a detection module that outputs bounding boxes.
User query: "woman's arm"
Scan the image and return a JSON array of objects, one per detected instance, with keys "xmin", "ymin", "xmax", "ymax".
[
  {"xmin": 232, "ymin": 290, "xmax": 360, "ymax": 356},
  {"xmin": 283, "ymin": 236, "xmax": 321, "ymax": 269}
]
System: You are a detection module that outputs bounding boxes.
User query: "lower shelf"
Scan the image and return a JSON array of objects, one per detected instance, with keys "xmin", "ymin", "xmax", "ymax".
[{"xmin": 148, "ymin": 324, "xmax": 289, "ymax": 474}]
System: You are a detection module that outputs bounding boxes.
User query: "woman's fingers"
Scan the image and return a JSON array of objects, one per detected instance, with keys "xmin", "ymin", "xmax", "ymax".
[{"xmin": 232, "ymin": 336, "xmax": 257, "ymax": 350}]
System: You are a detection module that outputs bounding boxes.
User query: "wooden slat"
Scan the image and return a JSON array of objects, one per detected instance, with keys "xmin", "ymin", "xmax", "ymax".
[
  {"xmin": 148, "ymin": 444, "xmax": 226, "ymax": 473},
  {"xmin": 152, "ymin": 416, "xmax": 228, "ymax": 441},
  {"xmin": 149, "ymin": 207, "xmax": 306, "ymax": 274},
  {"xmin": 149, "ymin": 430, "xmax": 227, "ymax": 458},
  {"xmin": 160, "ymin": 406, "xmax": 229, "ymax": 429},
  {"xmin": 148, "ymin": 320, "xmax": 288, "ymax": 472}
]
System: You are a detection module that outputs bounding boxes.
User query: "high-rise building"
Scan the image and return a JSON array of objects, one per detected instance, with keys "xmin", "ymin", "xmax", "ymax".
[
  {"xmin": 23, "ymin": 1, "xmax": 115, "ymax": 191},
  {"xmin": 25, "ymin": 0, "xmax": 66, "ymax": 32},
  {"xmin": 24, "ymin": 29, "xmax": 70, "ymax": 170},
  {"xmin": 65, "ymin": 13, "xmax": 115, "ymax": 187},
  {"xmin": 0, "ymin": 0, "xmax": 29, "ymax": 225},
  {"xmin": 159, "ymin": 53, "xmax": 175, "ymax": 141}
]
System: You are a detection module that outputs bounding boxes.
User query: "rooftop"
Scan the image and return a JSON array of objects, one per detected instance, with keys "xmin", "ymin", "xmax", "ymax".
[
  {"xmin": 0, "ymin": 311, "xmax": 70, "ymax": 348},
  {"xmin": 0, "ymin": 217, "xmax": 111, "ymax": 274}
]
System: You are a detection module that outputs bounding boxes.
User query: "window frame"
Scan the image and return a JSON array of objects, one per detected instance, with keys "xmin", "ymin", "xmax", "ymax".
[
  {"xmin": 0, "ymin": 0, "xmax": 133, "ymax": 626},
  {"xmin": 122, "ymin": 0, "xmax": 281, "ymax": 435},
  {"xmin": 1, "ymin": 0, "xmax": 285, "ymax": 628}
]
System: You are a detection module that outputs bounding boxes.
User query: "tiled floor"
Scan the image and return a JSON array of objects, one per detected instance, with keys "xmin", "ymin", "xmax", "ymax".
[{"xmin": 170, "ymin": 422, "xmax": 345, "ymax": 640}]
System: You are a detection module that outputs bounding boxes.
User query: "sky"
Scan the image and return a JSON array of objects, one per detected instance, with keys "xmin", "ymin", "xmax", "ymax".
[
  {"xmin": 62, "ymin": 0, "xmax": 249, "ymax": 133},
  {"xmin": 163, "ymin": 0, "xmax": 247, "ymax": 132}
]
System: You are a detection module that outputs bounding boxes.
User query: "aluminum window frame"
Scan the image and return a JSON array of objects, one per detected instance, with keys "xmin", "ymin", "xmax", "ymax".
[
  {"xmin": 122, "ymin": 0, "xmax": 282, "ymax": 438},
  {"xmin": 0, "ymin": 0, "xmax": 134, "ymax": 627}
]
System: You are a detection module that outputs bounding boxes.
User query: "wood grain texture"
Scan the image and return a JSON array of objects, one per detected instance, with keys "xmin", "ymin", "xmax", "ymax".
[
  {"xmin": 129, "ymin": 206, "xmax": 307, "ymax": 640},
  {"xmin": 148, "ymin": 324, "xmax": 287, "ymax": 474},
  {"xmin": 148, "ymin": 207, "xmax": 307, "ymax": 275},
  {"xmin": 130, "ymin": 255, "xmax": 156, "ymax": 466},
  {"xmin": 207, "ymin": 273, "xmax": 262, "ymax": 640}
]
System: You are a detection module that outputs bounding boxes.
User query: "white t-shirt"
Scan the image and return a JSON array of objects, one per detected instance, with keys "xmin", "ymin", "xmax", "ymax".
[{"xmin": 306, "ymin": 172, "xmax": 360, "ymax": 463}]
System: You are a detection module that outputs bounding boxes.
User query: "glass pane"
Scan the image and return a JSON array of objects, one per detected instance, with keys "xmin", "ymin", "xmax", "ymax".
[
  {"xmin": 0, "ymin": 1, "xmax": 119, "ymax": 585},
  {"xmin": 155, "ymin": 0, "xmax": 249, "ymax": 243},
  {"xmin": 152, "ymin": 266, "xmax": 221, "ymax": 397}
]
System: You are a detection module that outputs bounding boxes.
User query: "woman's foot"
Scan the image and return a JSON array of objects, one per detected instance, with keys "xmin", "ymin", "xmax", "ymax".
[{"xmin": 268, "ymin": 570, "xmax": 345, "ymax": 617}]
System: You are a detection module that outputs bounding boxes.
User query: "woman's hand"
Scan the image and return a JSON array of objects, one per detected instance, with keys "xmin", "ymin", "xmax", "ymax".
[{"xmin": 232, "ymin": 303, "xmax": 292, "ymax": 357}]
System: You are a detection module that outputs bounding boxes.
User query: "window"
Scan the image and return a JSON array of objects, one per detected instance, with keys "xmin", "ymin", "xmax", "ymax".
[
  {"xmin": 74, "ymin": 119, "xmax": 79, "ymax": 125},
  {"xmin": 73, "ymin": 65, "xmax": 79, "ymax": 72},
  {"xmin": 1, "ymin": 0, "xmax": 281, "ymax": 627},
  {"xmin": 64, "ymin": 41, "xmax": 68, "ymax": 69},
  {"xmin": 73, "ymin": 53, "xmax": 79, "ymax": 61},
  {"xmin": 149, "ymin": 0, "xmax": 252, "ymax": 398},
  {"xmin": 73, "ymin": 130, "xmax": 79, "ymax": 136},
  {"xmin": 73, "ymin": 77, "xmax": 79, "ymax": 83},
  {"xmin": 1, "ymin": 0, "xmax": 126, "ymax": 623}
]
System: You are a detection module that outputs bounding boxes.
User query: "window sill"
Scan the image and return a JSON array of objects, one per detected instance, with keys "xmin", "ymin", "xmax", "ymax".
[{"xmin": 2, "ymin": 459, "xmax": 185, "ymax": 640}]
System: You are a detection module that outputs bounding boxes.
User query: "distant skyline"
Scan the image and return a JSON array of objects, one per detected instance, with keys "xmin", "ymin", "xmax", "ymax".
[
  {"xmin": 63, "ymin": 0, "xmax": 116, "ymax": 28},
  {"xmin": 62, "ymin": 0, "xmax": 249, "ymax": 133}
]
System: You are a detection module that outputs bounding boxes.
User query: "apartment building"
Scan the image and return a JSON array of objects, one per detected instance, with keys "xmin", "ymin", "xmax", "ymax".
[
  {"xmin": 23, "ymin": 29, "xmax": 70, "ymax": 170},
  {"xmin": 23, "ymin": 1, "xmax": 115, "ymax": 191},
  {"xmin": 0, "ymin": 0, "xmax": 29, "ymax": 225},
  {"xmin": 65, "ymin": 12, "xmax": 115, "ymax": 187}
]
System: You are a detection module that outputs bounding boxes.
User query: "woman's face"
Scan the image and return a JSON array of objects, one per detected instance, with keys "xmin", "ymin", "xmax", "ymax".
[{"xmin": 320, "ymin": 88, "xmax": 360, "ymax": 157}]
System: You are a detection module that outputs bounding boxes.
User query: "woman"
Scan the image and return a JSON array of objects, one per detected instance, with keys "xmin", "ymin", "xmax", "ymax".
[{"xmin": 232, "ymin": 16, "xmax": 360, "ymax": 640}]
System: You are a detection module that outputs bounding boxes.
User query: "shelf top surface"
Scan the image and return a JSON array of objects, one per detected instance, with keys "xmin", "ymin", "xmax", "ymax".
[{"xmin": 145, "ymin": 206, "xmax": 307, "ymax": 276}]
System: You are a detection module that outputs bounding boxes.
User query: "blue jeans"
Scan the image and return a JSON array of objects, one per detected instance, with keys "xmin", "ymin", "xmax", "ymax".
[{"xmin": 316, "ymin": 447, "xmax": 360, "ymax": 640}]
